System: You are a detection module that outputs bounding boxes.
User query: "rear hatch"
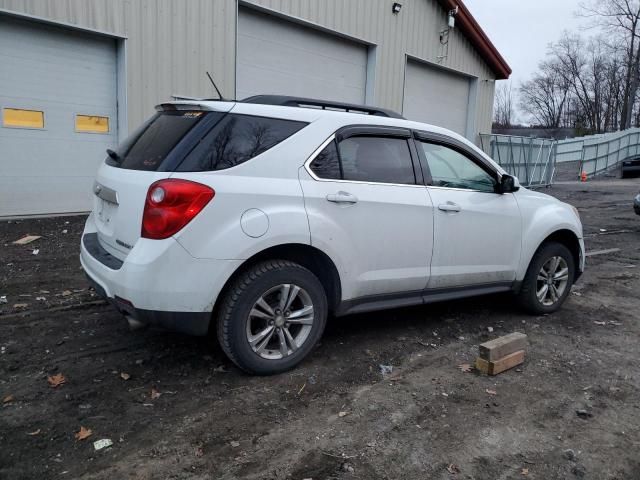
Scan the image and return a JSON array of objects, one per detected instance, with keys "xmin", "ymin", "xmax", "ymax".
[{"xmin": 92, "ymin": 102, "xmax": 234, "ymax": 260}]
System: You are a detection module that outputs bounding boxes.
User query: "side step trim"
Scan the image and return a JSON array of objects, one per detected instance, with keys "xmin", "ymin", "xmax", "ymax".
[{"xmin": 336, "ymin": 282, "xmax": 514, "ymax": 316}]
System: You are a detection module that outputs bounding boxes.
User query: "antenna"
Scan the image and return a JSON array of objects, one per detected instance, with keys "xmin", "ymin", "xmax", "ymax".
[{"xmin": 206, "ymin": 71, "xmax": 225, "ymax": 100}]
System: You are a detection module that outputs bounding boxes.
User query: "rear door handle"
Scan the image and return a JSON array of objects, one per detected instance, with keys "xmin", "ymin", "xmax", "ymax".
[
  {"xmin": 438, "ymin": 202, "xmax": 461, "ymax": 213},
  {"xmin": 326, "ymin": 191, "xmax": 358, "ymax": 204}
]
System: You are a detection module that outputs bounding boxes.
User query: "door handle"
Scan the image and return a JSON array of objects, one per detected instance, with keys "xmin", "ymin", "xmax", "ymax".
[
  {"xmin": 438, "ymin": 202, "xmax": 461, "ymax": 213},
  {"xmin": 326, "ymin": 191, "xmax": 358, "ymax": 204}
]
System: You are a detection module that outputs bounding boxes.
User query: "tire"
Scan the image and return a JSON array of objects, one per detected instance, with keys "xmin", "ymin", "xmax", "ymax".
[
  {"xmin": 216, "ymin": 260, "xmax": 328, "ymax": 375},
  {"xmin": 517, "ymin": 242, "xmax": 575, "ymax": 315}
]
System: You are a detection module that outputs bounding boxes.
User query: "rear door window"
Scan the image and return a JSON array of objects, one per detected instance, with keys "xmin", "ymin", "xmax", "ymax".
[
  {"xmin": 339, "ymin": 136, "xmax": 416, "ymax": 184},
  {"xmin": 176, "ymin": 114, "xmax": 307, "ymax": 171},
  {"xmin": 310, "ymin": 135, "xmax": 416, "ymax": 185}
]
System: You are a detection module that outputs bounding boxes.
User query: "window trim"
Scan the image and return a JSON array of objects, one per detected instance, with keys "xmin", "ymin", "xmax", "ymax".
[
  {"xmin": 305, "ymin": 128, "xmax": 423, "ymax": 188},
  {"xmin": 413, "ymin": 130, "xmax": 501, "ymax": 194},
  {"xmin": 336, "ymin": 125, "xmax": 412, "ymax": 142}
]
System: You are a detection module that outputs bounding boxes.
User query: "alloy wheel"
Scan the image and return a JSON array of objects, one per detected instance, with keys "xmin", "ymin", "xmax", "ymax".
[
  {"xmin": 246, "ymin": 284, "xmax": 314, "ymax": 360},
  {"xmin": 536, "ymin": 256, "xmax": 570, "ymax": 306}
]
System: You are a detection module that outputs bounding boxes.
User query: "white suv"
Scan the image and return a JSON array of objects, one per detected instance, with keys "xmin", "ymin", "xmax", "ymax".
[{"xmin": 81, "ymin": 95, "xmax": 585, "ymax": 374}]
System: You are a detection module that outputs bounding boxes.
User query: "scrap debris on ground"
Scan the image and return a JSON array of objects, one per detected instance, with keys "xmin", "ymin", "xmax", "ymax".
[{"xmin": 1, "ymin": 179, "xmax": 640, "ymax": 479}]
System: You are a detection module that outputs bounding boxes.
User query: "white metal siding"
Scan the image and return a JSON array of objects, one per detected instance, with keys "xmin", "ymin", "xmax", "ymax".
[
  {"xmin": 0, "ymin": 0, "xmax": 237, "ymax": 131},
  {"xmin": 0, "ymin": 0, "xmax": 499, "ymax": 142},
  {"xmin": 244, "ymin": 0, "xmax": 498, "ymax": 140},
  {"xmin": 237, "ymin": 8, "xmax": 368, "ymax": 103},
  {"xmin": 403, "ymin": 60, "xmax": 470, "ymax": 136},
  {"xmin": 0, "ymin": 16, "xmax": 117, "ymax": 216}
]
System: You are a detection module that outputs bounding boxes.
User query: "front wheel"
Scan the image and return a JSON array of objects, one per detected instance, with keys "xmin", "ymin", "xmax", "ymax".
[
  {"xmin": 517, "ymin": 242, "xmax": 575, "ymax": 315},
  {"xmin": 216, "ymin": 260, "xmax": 327, "ymax": 375}
]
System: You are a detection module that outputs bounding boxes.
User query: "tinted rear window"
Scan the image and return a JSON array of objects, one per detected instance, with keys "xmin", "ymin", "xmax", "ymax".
[
  {"xmin": 176, "ymin": 114, "xmax": 307, "ymax": 171},
  {"xmin": 112, "ymin": 111, "xmax": 207, "ymax": 171}
]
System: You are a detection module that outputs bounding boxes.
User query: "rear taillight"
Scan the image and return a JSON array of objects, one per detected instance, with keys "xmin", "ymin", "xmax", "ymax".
[{"xmin": 141, "ymin": 179, "xmax": 214, "ymax": 239}]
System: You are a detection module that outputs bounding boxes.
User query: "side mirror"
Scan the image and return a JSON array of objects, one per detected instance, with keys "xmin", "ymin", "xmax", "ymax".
[{"xmin": 498, "ymin": 174, "xmax": 519, "ymax": 194}]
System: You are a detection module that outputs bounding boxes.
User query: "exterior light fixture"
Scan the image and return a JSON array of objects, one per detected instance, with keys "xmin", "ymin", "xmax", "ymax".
[
  {"xmin": 392, "ymin": 3, "xmax": 402, "ymax": 14},
  {"xmin": 448, "ymin": 6, "xmax": 459, "ymax": 28}
]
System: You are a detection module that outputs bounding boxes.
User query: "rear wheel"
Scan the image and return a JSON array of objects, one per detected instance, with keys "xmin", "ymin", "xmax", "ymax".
[
  {"xmin": 216, "ymin": 260, "xmax": 327, "ymax": 375},
  {"xmin": 518, "ymin": 242, "xmax": 575, "ymax": 315}
]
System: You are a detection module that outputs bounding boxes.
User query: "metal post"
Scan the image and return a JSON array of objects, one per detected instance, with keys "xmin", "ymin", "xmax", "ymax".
[
  {"xmin": 523, "ymin": 138, "xmax": 530, "ymax": 184},
  {"xmin": 539, "ymin": 140, "xmax": 552, "ymax": 186},
  {"xmin": 616, "ymin": 136, "xmax": 623, "ymax": 165},
  {"xmin": 578, "ymin": 140, "xmax": 586, "ymax": 180},
  {"xmin": 489, "ymin": 135, "xmax": 498, "ymax": 162},
  {"xmin": 529, "ymin": 140, "xmax": 543, "ymax": 185},
  {"xmin": 550, "ymin": 141, "xmax": 558, "ymax": 185},
  {"xmin": 507, "ymin": 137, "xmax": 516, "ymax": 180}
]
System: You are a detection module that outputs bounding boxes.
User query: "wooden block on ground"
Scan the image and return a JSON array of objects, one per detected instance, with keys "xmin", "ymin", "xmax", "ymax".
[
  {"xmin": 479, "ymin": 332, "xmax": 528, "ymax": 362},
  {"xmin": 476, "ymin": 350, "xmax": 525, "ymax": 375},
  {"xmin": 12, "ymin": 235, "xmax": 41, "ymax": 245}
]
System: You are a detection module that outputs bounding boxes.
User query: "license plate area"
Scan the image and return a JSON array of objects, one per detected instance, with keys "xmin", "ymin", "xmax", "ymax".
[
  {"xmin": 93, "ymin": 181, "xmax": 119, "ymax": 235},
  {"xmin": 95, "ymin": 198, "xmax": 118, "ymax": 235}
]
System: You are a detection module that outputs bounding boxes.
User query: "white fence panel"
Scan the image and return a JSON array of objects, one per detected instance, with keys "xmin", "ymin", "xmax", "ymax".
[
  {"xmin": 480, "ymin": 134, "xmax": 556, "ymax": 187},
  {"xmin": 482, "ymin": 128, "xmax": 640, "ymax": 184}
]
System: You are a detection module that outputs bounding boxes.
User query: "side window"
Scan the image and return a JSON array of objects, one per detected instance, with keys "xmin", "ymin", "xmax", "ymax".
[
  {"xmin": 420, "ymin": 142, "xmax": 497, "ymax": 193},
  {"xmin": 338, "ymin": 136, "xmax": 416, "ymax": 185},
  {"xmin": 177, "ymin": 114, "xmax": 307, "ymax": 171},
  {"xmin": 310, "ymin": 140, "xmax": 341, "ymax": 180}
]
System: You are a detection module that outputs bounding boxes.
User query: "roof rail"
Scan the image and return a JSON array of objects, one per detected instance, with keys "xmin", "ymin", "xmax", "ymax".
[{"xmin": 241, "ymin": 95, "xmax": 405, "ymax": 119}]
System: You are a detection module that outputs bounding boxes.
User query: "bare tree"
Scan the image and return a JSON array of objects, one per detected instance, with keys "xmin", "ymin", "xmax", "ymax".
[
  {"xmin": 579, "ymin": 0, "xmax": 640, "ymax": 129},
  {"xmin": 493, "ymin": 82, "xmax": 515, "ymax": 128},
  {"xmin": 550, "ymin": 33, "xmax": 617, "ymax": 133},
  {"xmin": 519, "ymin": 60, "xmax": 571, "ymax": 128},
  {"xmin": 520, "ymin": 32, "xmax": 625, "ymax": 133}
]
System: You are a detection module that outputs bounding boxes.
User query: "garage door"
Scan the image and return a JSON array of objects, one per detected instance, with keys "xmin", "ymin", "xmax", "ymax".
[
  {"xmin": 403, "ymin": 60, "xmax": 471, "ymax": 137},
  {"xmin": 0, "ymin": 16, "xmax": 118, "ymax": 217},
  {"xmin": 237, "ymin": 9, "xmax": 368, "ymax": 104}
]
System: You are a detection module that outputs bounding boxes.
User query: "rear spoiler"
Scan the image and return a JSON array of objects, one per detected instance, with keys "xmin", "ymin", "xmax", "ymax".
[{"xmin": 155, "ymin": 101, "xmax": 235, "ymax": 113}]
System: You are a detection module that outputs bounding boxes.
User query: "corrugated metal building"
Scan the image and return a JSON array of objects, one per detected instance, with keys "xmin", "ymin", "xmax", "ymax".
[{"xmin": 0, "ymin": 0, "xmax": 510, "ymax": 217}]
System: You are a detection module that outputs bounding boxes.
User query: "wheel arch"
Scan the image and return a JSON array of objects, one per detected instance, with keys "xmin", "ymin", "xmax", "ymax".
[
  {"xmin": 542, "ymin": 229, "xmax": 582, "ymax": 272},
  {"xmin": 524, "ymin": 229, "xmax": 582, "ymax": 283},
  {"xmin": 211, "ymin": 244, "xmax": 342, "ymax": 331}
]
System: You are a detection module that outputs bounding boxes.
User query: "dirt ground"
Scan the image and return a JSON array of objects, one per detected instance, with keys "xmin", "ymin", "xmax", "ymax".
[{"xmin": 1, "ymin": 179, "xmax": 640, "ymax": 480}]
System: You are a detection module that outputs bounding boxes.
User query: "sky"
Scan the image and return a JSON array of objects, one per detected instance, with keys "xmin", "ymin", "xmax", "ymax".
[{"xmin": 463, "ymin": 0, "xmax": 587, "ymax": 87}]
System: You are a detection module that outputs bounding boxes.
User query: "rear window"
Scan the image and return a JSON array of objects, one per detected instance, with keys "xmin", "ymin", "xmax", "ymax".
[
  {"xmin": 109, "ymin": 111, "xmax": 306, "ymax": 172},
  {"xmin": 175, "ymin": 114, "xmax": 307, "ymax": 171},
  {"xmin": 112, "ymin": 111, "xmax": 208, "ymax": 171}
]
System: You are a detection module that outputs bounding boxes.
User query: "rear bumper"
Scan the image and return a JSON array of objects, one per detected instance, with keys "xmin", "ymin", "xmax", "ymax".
[
  {"xmin": 85, "ymin": 273, "xmax": 211, "ymax": 335},
  {"xmin": 80, "ymin": 214, "xmax": 242, "ymax": 336}
]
